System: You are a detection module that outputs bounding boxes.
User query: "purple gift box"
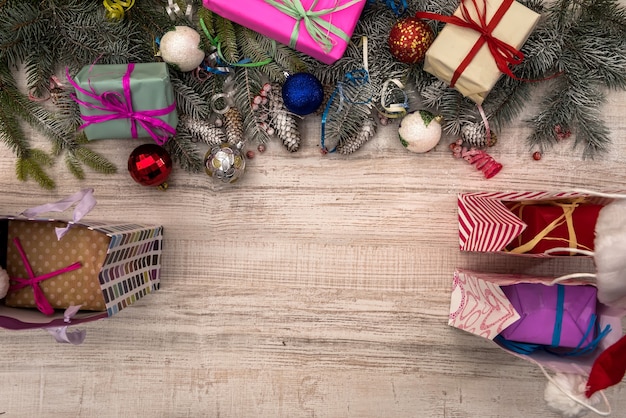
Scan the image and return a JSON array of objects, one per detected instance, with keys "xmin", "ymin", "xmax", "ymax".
[{"xmin": 499, "ymin": 283, "xmax": 598, "ymax": 348}]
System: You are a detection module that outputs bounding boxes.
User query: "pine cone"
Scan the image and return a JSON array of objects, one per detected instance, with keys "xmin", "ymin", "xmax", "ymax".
[
  {"xmin": 336, "ymin": 115, "xmax": 377, "ymax": 155},
  {"xmin": 223, "ymin": 107, "xmax": 245, "ymax": 146},
  {"xmin": 179, "ymin": 114, "xmax": 226, "ymax": 146},
  {"xmin": 269, "ymin": 83, "xmax": 301, "ymax": 152},
  {"xmin": 461, "ymin": 123, "xmax": 497, "ymax": 148},
  {"xmin": 315, "ymin": 83, "xmax": 336, "ymax": 116}
]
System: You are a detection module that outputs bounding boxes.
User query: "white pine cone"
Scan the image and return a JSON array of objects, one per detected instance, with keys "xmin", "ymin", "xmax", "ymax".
[
  {"xmin": 269, "ymin": 83, "xmax": 301, "ymax": 152},
  {"xmin": 461, "ymin": 123, "xmax": 497, "ymax": 148},
  {"xmin": 336, "ymin": 115, "xmax": 377, "ymax": 155},
  {"xmin": 179, "ymin": 114, "xmax": 226, "ymax": 146}
]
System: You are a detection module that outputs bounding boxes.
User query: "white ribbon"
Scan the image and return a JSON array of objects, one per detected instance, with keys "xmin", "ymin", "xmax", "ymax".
[
  {"xmin": 20, "ymin": 188, "xmax": 96, "ymax": 240},
  {"xmin": 45, "ymin": 305, "xmax": 87, "ymax": 345}
]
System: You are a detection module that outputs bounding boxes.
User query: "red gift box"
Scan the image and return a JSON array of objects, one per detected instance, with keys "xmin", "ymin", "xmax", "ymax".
[{"xmin": 506, "ymin": 202, "xmax": 602, "ymax": 254}]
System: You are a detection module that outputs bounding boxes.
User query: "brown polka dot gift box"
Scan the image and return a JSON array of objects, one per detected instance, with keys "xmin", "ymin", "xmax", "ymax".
[{"xmin": 0, "ymin": 189, "xmax": 162, "ymax": 332}]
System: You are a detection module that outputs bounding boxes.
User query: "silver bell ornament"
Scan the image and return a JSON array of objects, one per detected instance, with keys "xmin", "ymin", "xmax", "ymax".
[
  {"xmin": 159, "ymin": 26, "xmax": 205, "ymax": 72},
  {"xmin": 398, "ymin": 110, "xmax": 443, "ymax": 153},
  {"xmin": 204, "ymin": 142, "xmax": 246, "ymax": 184}
]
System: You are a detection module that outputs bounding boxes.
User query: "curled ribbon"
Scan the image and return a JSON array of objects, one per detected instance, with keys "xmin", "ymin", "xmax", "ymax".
[
  {"xmin": 321, "ymin": 68, "xmax": 373, "ymax": 153},
  {"xmin": 415, "ymin": 0, "xmax": 524, "ymax": 87},
  {"xmin": 8, "ymin": 238, "xmax": 82, "ymax": 316},
  {"xmin": 66, "ymin": 64, "xmax": 177, "ymax": 145},
  {"xmin": 379, "ymin": 79, "xmax": 408, "ymax": 119},
  {"xmin": 367, "ymin": 0, "xmax": 407, "ymax": 16},
  {"xmin": 264, "ymin": 0, "xmax": 363, "ymax": 53},
  {"xmin": 103, "ymin": 0, "xmax": 135, "ymax": 20},
  {"xmin": 507, "ymin": 198, "xmax": 592, "ymax": 255},
  {"xmin": 199, "ymin": 17, "xmax": 273, "ymax": 73}
]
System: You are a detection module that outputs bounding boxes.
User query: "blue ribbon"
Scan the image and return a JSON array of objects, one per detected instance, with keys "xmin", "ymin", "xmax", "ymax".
[
  {"xmin": 367, "ymin": 0, "xmax": 407, "ymax": 16},
  {"xmin": 551, "ymin": 284, "xmax": 565, "ymax": 347},
  {"xmin": 495, "ymin": 285, "xmax": 612, "ymax": 358},
  {"xmin": 320, "ymin": 69, "xmax": 373, "ymax": 153}
]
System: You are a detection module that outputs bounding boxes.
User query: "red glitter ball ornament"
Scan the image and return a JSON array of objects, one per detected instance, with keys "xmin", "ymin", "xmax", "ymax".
[
  {"xmin": 128, "ymin": 143, "xmax": 173, "ymax": 189},
  {"xmin": 388, "ymin": 18, "xmax": 435, "ymax": 64}
]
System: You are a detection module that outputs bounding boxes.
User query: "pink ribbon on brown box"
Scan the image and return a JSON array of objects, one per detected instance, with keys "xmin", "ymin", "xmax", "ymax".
[{"xmin": 8, "ymin": 237, "xmax": 82, "ymax": 316}]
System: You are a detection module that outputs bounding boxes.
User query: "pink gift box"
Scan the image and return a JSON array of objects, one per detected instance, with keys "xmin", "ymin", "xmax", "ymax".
[{"xmin": 202, "ymin": 0, "xmax": 367, "ymax": 64}]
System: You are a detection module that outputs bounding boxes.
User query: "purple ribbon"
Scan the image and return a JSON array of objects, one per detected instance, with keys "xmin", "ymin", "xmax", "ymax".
[{"xmin": 66, "ymin": 63, "xmax": 176, "ymax": 145}]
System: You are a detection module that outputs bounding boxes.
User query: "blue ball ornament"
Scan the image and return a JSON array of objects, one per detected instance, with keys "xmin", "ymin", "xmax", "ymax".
[{"xmin": 282, "ymin": 72, "xmax": 324, "ymax": 116}]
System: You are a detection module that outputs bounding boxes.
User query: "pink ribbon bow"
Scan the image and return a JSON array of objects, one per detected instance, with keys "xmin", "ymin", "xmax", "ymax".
[
  {"xmin": 66, "ymin": 63, "xmax": 177, "ymax": 145},
  {"xmin": 8, "ymin": 237, "xmax": 82, "ymax": 316}
]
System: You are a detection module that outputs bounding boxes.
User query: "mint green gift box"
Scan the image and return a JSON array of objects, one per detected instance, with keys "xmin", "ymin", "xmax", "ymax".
[{"xmin": 69, "ymin": 63, "xmax": 178, "ymax": 142}]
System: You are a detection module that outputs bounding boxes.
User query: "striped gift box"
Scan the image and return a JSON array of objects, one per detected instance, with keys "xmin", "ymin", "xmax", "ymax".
[{"xmin": 458, "ymin": 191, "xmax": 616, "ymax": 255}]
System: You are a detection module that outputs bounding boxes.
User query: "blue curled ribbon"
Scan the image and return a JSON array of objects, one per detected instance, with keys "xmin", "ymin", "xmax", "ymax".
[
  {"xmin": 367, "ymin": 0, "xmax": 407, "ymax": 16},
  {"xmin": 494, "ymin": 285, "xmax": 613, "ymax": 357},
  {"xmin": 320, "ymin": 68, "xmax": 373, "ymax": 153}
]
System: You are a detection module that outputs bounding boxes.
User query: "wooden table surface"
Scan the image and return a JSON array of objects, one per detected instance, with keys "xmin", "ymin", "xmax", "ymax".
[{"xmin": 0, "ymin": 76, "xmax": 625, "ymax": 417}]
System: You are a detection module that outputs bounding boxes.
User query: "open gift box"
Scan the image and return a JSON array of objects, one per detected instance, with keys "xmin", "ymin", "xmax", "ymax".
[
  {"xmin": 0, "ymin": 215, "xmax": 162, "ymax": 330},
  {"xmin": 457, "ymin": 191, "xmax": 622, "ymax": 256},
  {"xmin": 449, "ymin": 269, "xmax": 625, "ymax": 375}
]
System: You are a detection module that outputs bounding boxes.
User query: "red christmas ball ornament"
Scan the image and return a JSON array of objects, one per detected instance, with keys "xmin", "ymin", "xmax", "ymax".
[
  {"xmin": 128, "ymin": 143, "xmax": 173, "ymax": 190},
  {"xmin": 388, "ymin": 18, "xmax": 435, "ymax": 64}
]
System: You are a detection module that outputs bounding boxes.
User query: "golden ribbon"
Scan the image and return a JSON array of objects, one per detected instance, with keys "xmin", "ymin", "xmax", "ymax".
[
  {"xmin": 103, "ymin": 0, "xmax": 135, "ymax": 20},
  {"xmin": 507, "ymin": 198, "xmax": 592, "ymax": 255}
]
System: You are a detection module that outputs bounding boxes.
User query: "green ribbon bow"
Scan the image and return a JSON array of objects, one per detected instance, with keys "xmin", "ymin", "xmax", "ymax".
[{"xmin": 264, "ymin": 0, "xmax": 362, "ymax": 53}]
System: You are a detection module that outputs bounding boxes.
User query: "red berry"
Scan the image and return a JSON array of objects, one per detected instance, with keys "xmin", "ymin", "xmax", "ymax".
[{"xmin": 532, "ymin": 151, "xmax": 542, "ymax": 161}]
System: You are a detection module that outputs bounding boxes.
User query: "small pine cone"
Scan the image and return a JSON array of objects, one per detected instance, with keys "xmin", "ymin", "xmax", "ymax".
[
  {"xmin": 223, "ymin": 107, "xmax": 245, "ymax": 146},
  {"xmin": 269, "ymin": 82, "xmax": 301, "ymax": 152},
  {"xmin": 336, "ymin": 115, "xmax": 377, "ymax": 155},
  {"xmin": 179, "ymin": 114, "xmax": 226, "ymax": 146},
  {"xmin": 461, "ymin": 123, "xmax": 497, "ymax": 148},
  {"xmin": 315, "ymin": 83, "xmax": 336, "ymax": 115}
]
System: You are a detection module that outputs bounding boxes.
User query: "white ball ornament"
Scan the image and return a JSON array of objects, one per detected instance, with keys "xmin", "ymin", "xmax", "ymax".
[
  {"xmin": 0, "ymin": 267, "xmax": 9, "ymax": 299},
  {"xmin": 398, "ymin": 110, "xmax": 443, "ymax": 153},
  {"xmin": 159, "ymin": 26, "xmax": 206, "ymax": 72}
]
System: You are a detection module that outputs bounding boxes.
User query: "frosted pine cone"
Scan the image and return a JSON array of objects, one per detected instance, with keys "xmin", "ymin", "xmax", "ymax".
[
  {"xmin": 461, "ymin": 122, "xmax": 497, "ymax": 148},
  {"xmin": 179, "ymin": 114, "xmax": 226, "ymax": 146},
  {"xmin": 223, "ymin": 107, "xmax": 245, "ymax": 146},
  {"xmin": 269, "ymin": 82, "xmax": 301, "ymax": 152},
  {"xmin": 336, "ymin": 115, "xmax": 377, "ymax": 155}
]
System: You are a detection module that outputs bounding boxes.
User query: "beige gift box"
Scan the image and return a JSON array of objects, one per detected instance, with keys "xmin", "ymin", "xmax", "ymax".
[{"xmin": 423, "ymin": 0, "xmax": 540, "ymax": 104}]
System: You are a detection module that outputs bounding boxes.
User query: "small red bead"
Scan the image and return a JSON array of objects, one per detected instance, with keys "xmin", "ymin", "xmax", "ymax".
[
  {"xmin": 246, "ymin": 150, "xmax": 255, "ymax": 159},
  {"xmin": 532, "ymin": 151, "xmax": 542, "ymax": 161}
]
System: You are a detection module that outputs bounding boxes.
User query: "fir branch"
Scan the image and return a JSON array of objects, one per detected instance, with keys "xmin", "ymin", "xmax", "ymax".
[
  {"xmin": 236, "ymin": 26, "xmax": 285, "ymax": 83},
  {"xmin": 15, "ymin": 150, "xmax": 56, "ymax": 190},
  {"xmin": 2, "ymin": 78, "xmax": 74, "ymax": 150},
  {"xmin": 0, "ymin": 2, "xmax": 43, "ymax": 66},
  {"xmin": 72, "ymin": 146, "xmax": 118, "ymax": 174},
  {"xmin": 231, "ymin": 68, "xmax": 272, "ymax": 144},
  {"xmin": 64, "ymin": 152, "xmax": 85, "ymax": 180},
  {"xmin": 170, "ymin": 72, "xmax": 213, "ymax": 120},
  {"xmin": 215, "ymin": 15, "xmax": 239, "ymax": 64},
  {"xmin": 254, "ymin": 33, "xmax": 307, "ymax": 75},
  {"xmin": 323, "ymin": 80, "xmax": 373, "ymax": 148},
  {"xmin": 165, "ymin": 131, "xmax": 204, "ymax": 172}
]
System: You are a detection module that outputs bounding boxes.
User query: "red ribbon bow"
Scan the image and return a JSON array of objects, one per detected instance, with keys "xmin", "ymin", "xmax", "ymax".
[
  {"xmin": 416, "ymin": 0, "xmax": 524, "ymax": 87},
  {"xmin": 8, "ymin": 237, "xmax": 82, "ymax": 316},
  {"xmin": 66, "ymin": 63, "xmax": 177, "ymax": 145}
]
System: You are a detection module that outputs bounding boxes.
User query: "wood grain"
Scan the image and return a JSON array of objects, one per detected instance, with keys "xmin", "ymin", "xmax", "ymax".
[{"xmin": 0, "ymin": 74, "xmax": 625, "ymax": 418}]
